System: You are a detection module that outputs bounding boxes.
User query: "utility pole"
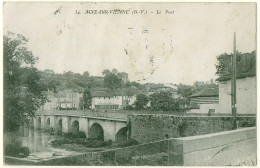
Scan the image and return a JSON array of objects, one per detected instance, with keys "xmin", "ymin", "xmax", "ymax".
[{"xmin": 231, "ymin": 32, "xmax": 237, "ymax": 129}]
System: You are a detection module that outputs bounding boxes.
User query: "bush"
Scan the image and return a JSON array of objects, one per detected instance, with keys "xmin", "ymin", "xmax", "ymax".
[
  {"xmin": 55, "ymin": 129, "xmax": 62, "ymax": 135},
  {"xmin": 51, "ymin": 138, "xmax": 112, "ymax": 148},
  {"xmin": 116, "ymin": 138, "xmax": 138, "ymax": 147},
  {"xmin": 76, "ymin": 131, "xmax": 86, "ymax": 138},
  {"xmin": 64, "ymin": 132, "xmax": 74, "ymax": 139},
  {"xmin": 4, "ymin": 143, "xmax": 30, "ymax": 158},
  {"xmin": 63, "ymin": 131, "xmax": 86, "ymax": 139},
  {"xmin": 125, "ymin": 105, "xmax": 134, "ymax": 110},
  {"xmin": 20, "ymin": 147, "xmax": 30, "ymax": 157}
]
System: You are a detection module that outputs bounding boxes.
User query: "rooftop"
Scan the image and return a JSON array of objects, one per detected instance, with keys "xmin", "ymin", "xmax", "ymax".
[
  {"xmin": 92, "ymin": 89, "xmax": 135, "ymax": 97},
  {"xmin": 190, "ymin": 87, "xmax": 219, "ymax": 98}
]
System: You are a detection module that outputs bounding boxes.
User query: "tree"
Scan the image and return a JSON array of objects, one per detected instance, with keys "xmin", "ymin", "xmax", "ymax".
[
  {"xmin": 149, "ymin": 91, "xmax": 177, "ymax": 111},
  {"xmin": 102, "ymin": 69, "xmax": 128, "ymax": 91},
  {"xmin": 4, "ymin": 32, "xmax": 46, "ymax": 132},
  {"xmin": 192, "ymin": 80, "xmax": 217, "ymax": 94},
  {"xmin": 134, "ymin": 94, "xmax": 149, "ymax": 110},
  {"xmin": 215, "ymin": 52, "xmax": 241, "ymax": 78},
  {"xmin": 83, "ymin": 88, "xmax": 92, "ymax": 110},
  {"xmin": 102, "ymin": 69, "xmax": 111, "ymax": 76},
  {"xmin": 104, "ymin": 73, "xmax": 122, "ymax": 90},
  {"xmin": 82, "ymin": 71, "xmax": 90, "ymax": 78},
  {"xmin": 177, "ymin": 84, "xmax": 193, "ymax": 101}
]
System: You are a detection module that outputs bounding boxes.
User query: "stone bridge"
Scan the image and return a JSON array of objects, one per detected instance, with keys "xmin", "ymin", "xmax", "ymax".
[{"xmin": 33, "ymin": 114, "xmax": 128, "ymax": 142}]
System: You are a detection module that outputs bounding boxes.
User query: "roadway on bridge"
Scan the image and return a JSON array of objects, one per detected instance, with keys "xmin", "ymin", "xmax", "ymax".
[{"xmin": 36, "ymin": 110, "xmax": 128, "ymax": 120}]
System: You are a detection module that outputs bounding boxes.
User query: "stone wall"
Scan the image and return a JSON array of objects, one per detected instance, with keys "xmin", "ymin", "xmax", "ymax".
[
  {"xmin": 128, "ymin": 114, "xmax": 256, "ymax": 143},
  {"xmin": 169, "ymin": 127, "xmax": 256, "ymax": 166}
]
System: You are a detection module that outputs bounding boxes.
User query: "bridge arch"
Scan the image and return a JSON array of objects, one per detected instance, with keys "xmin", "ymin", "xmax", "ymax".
[
  {"xmin": 71, "ymin": 120, "xmax": 79, "ymax": 132},
  {"xmin": 115, "ymin": 127, "xmax": 128, "ymax": 143},
  {"xmin": 89, "ymin": 123, "xmax": 104, "ymax": 141},
  {"xmin": 46, "ymin": 118, "xmax": 50, "ymax": 130}
]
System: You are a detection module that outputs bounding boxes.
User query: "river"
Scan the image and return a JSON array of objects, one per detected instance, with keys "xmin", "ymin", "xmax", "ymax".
[{"xmin": 4, "ymin": 127, "xmax": 81, "ymax": 161}]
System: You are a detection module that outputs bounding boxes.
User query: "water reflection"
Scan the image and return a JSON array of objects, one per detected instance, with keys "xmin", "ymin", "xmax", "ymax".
[
  {"xmin": 4, "ymin": 127, "xmax": 81, "ymax": 162},
  {"xmin": 5, "ymin": 127, "xmax": 59, "ymax": 155}
]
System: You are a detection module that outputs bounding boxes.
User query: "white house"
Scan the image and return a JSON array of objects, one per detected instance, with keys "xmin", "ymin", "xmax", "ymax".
[
  {"xmin": 218, "ymin": 76, "xmax": 256, "ymax": 114},
  {"xmin": 217, "ymin": 51, "xmax": 256, "ymax": 114},
  {"xmin": 91, "ymin": 90, "xmax": 136, "ymax": 110},
  {"xmin": 187, "ymin": 87, "xmax": 219, "ymax": 114}
]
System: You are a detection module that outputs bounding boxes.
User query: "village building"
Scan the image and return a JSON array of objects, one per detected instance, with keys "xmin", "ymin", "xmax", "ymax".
[
  {"xmin": 187, "ymin": 86, "xmax": 219, "ymax": 114},
  {"xmin": 41, "ymin": 90, "xmax": 83, "ymax": 110},
  {"xmin": 57, "ymin": 90, "xmax": 82, "ymax": 110},
  {"xmin": 217, "ymin": 51, "xmax": 256, "ymax": 114},
  {"xmin": 41, "ymin": 91, "xmax": 59, "ymax": 111},
  {"xmin": 148, "ymin": 84, "xmax": 179, "ymax": 98},
  {"xmin": 91, "ymin": 89, "xmax": 136, "ymax": 110}
]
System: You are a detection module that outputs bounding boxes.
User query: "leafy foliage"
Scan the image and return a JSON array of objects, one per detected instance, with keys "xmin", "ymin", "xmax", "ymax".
[
  {"xmin": 215, "ymin": 52, "xmax": 241, "ymax": 78},
  {"xmin": 102, "ymin": 69, "xmax": 129, "ymax": 91},
  {"xmin": 215, "ymin": 51, "xmax": 256, "ymax": 81},
  {"xmin": 4, "ymin": 32, "xmax": 46, "ymax": 132},
  {"xmin": 64, "ymin": 131, "xmax": 86, "ymax": 139},
  {"xmin": 134, "ymin": 94, "xmax": 149, "ymax": 110},
  {"xmin": 4, "ymin": 140, "xmax": 30, "ymax": 158},
  {"xmin": 150, "ymin": 91, "xmax": 178, "ymax": 111},
  {"xmin": 83, "ymin": 88, "xmax": 92, "ymax": 109},
  {"xmin": 51, "ymin": 138, "xmax": 112, "ymax": 148}
]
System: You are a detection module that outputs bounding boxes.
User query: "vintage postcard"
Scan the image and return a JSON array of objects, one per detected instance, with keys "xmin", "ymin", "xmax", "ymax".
[{"xmin": 2, "ymin": 1, "xmax": 257, "ymax": 166}]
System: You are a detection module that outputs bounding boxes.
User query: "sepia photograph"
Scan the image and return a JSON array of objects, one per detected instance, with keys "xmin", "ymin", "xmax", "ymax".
[{"xmin": 2, "ymin": 1, "xmax": 257, "ymax": 166}]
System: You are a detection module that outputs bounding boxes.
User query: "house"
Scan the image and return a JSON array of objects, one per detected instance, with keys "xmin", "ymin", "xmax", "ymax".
[
  {"xmin": 41, "ymin": 90, "xmax": 83, "ymax": 110},
  {"xmin": 91, "ymin": 89, "xmax": 136, "ymax": 110},
  {"xmin": 217, "ymin": 51, "xmax": 257, "ymax": 114},
  {"xmin": 41, "ymin": 91, "xmax": 59, "ymax": 110},
  {"xmin": 217, "ymin": 51, "xmax": 256, "ymax": 114},
  {"xmin": 187, "ymin": 86, "xmax": 219, "ymax": 114},
  {"xmin": 148, "ymin": 84, "xmax": 179, "ymax": 98},
  {"xmin": 56, "ymin": 90, "xmax": 82, "ymax": 110}
]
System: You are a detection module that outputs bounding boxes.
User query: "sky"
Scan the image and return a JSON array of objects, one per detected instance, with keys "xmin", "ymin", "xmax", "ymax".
[{"xmin": 3, "ymin": 2, "xmax": 256, "ymax": 85}]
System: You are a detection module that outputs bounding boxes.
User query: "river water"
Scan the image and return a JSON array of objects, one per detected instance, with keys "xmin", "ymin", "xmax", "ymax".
[{"xmin": 4, "ymin": 127, "xmax": 80, "ymax": 161}]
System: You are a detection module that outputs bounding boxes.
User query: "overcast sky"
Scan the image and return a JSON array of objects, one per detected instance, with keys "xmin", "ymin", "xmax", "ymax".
[{"xmin": 3, "ymin": 2, "xmax": 256, "ymax": 84}]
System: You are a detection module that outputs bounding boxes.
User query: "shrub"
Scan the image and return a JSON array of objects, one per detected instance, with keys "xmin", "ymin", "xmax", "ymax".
[
  {"xmin": 75, "ymin": 131, "xmax": 86, "ymax": 138},
  {"xmin": 64, "ymin": 132, "xmax": 74, "ymax": 139},
  {"xmin": 51, "ymin": 138, "xmax": 112, "ymax": 148},
  {"xmin": 4, "ymin": 143, "xmax": 20, "ymax": 157},
  {"xmin": 20, "ymin": 147, "xmax": 30, "ymax": 157},
  {"xmin": 4, "ymin": 143, "xmax": 30, "ymax": 158},
  {"xmin": 63, "ymin": 131, "xmax": 86, "ymax": 139},
  {"xmin": 55, "ymin": 130, "xmax": 62, "ymax": 135}
]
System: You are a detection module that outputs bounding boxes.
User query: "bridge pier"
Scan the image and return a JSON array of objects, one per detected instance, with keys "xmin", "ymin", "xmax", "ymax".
[
  {"xmin": 49, "ymin": 115, "xmax": 55, "ymax": 130},
  {"xmin": 62, "ymin": 116, "xmax": 70, "ymax": 133},
  {"xmin": 79, "ymin": 118, "xmax": 89, "ymax": 136},
  {"xmin": 104, "ymin": 122, "xmax": 116, "ymax": 141}
]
